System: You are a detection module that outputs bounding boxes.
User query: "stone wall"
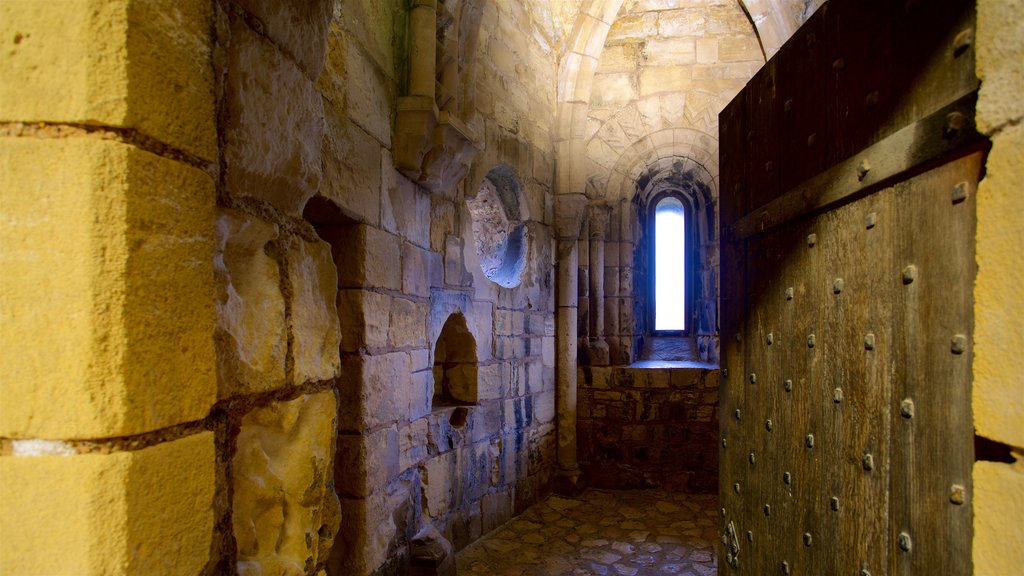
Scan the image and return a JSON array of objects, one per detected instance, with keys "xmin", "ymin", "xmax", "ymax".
[
  {"xmin": 972, "ymin": 0, "xmax": 1024, "ymax": 572},
  {"xmin": 0, "ymin": 0, "xmax": 560, "ymax": 575},
  {"xmin": 213, "ymin": 0, "xmax": 561, "ymax": 574},
  {"xmin": 578, "ymin": 366, "xmax": 720, "ymax": 493}
]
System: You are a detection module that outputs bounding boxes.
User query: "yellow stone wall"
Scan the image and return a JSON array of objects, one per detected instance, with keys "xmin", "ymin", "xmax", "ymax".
[
  {"xmin": 973, "ymin": 0, "xmax": 1024, "ymax": 573},
  {"xmin": 0, "ymin": 0, "xmax": 219, "ymax": 573}
]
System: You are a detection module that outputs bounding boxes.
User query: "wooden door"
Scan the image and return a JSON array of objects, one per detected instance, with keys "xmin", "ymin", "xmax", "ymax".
[{"xmin": 718, "ymin": 0, "xmax": 984, "ymax": 574}]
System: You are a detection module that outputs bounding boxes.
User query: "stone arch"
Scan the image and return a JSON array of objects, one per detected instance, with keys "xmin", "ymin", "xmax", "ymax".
[{"xmin": 630, "ymin": 156, "xmax": 720, "ymax": 360}]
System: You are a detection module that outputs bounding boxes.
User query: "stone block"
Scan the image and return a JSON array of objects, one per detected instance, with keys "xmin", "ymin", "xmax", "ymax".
[
  {"xmin": 718, "ymin": 35, "xmax": 762, "ymax": 62},
  {"xmin": 234, "ymin": 0, "xmax": 332, "ymax": 79},
  {"xmin": 606, "ymin": 13, "xmax": 658, "ymax": 42},
  {"xmin": 0, "ymin": 139, "xmax": 216, "ymax": 438},
  {"xmin": 422, "ymin": 452, "xmax": 456, "ymax": 518},
  {"xmin": 345, "ymin": 43, "xmax": 393, "ymax": 147},
  {"xmin": 471, "ymin": 400, "xmax": 504, "ymax": 443},
  {"xmin": 288, "ymin": 237, "xmax": 342, "ymax": 383},
  {"xmin": 403, "ymin": 242, "xmax": 442, "ymax": 297},
  {"xmin": 534, "ymin": 389, "xmax": 556, "ymax": 424},
  {"xmin": 333, "ymin": 224, "xmax": 401, "ymax": 290},
  {"xmin": 336, "ymin": 290, "xmax": 390, "ymax": 352},
  {"xmin": 232, "ymin": 391, "xmax": 341, "ymax": 574},
  {"xmin": 332, "ymin": 489, "xmax": 400, "ymax": 575},
  {"xmin": 335, "ymin": 426, "xmax": 400, "ymax": 499},
  {"xmin": 480, "ymin": 490, "xmax": 513, "ymax": 534},
  {"xmin": 478, "ymin": 362, "xmax": 505, "ymax": 401},
  {"xmin": 409, "ymin": 369, "xmax": 434, "ymax": 421},
  {"xmin": 696, "ymin": 38, "xmax": 719, "ymax": 64},
  {"xmin": 383, "ymin": 151, "xmax": 431, "ymax": 247},
  {"xmin": 591, "ymin": 72, "xmax": 637, "ymax": 109},
  {"xmin": 974, "ymin": 124, "xmax": 1024, "ymax": 447},
  {"xmin": 640, "ymin": 66, "xmax": 693, "ymax": 97},
  {"xmin": 976, "ymin": 0, "xmax": 1024, "ymax": 133},
  {"xmin": 645, "ymin": 39, "xmax": 697, "ymax": 66},
  {"xmin": 0, "ymin": 0, "xmax": 216, "ymax": 160},
  {"xmin": 223, "ymin": 18, "xmax": 323, "ymax": 215},
  {"xmin": 214, "ymin": 209, "xmax": 287, "ymax": 398},
  {"xmin": 390, "ymin": 298, "xmax": 428, "ymax": 349},
  {"xmin": 0, "ymin": 433, "xmax": 215, "ymax": 575},
  {"xmin": 430, "ymin": 198, "xmax": 456, "ymax": 253},
  {"xmin": 400, "ymin": 418, "xmax": 431, "ymax": 471},
  {"xmin": 339, "ymin": 0, "xmax": 397, "ymax": 77},
  {"xmin": 973, "ymin": 461, "xmax": 1024, "ymax": 575},
  {"xmin": 597, "ymin": 44, "xmax": 639, "ymax": 74},
  {"xmin": 337, "ymin": 352, "xmax": 410, "ymax": 432}
]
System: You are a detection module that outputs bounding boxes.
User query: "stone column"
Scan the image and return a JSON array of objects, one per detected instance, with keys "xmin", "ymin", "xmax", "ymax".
[
  {"xmin": 408, "ymin": 0, "xmax": 437, "ymax": 101},
  {"xmin": 588, "ymin": 204, "xmax": 611, "ymax": 366},
  {"xmin": 553, "ymin": 194, "xmax": 588, "ymax": 495}
]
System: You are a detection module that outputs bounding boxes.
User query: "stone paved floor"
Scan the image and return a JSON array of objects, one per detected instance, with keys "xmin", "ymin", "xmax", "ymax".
[{"xmin": 456, "ymin": 489, "xmax": 719, "ymax": 576}]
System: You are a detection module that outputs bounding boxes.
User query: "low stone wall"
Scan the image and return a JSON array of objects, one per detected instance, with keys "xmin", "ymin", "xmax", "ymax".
[{"xmin": 578, "ymin": 366, "xmax": 719, "ymax": 493}]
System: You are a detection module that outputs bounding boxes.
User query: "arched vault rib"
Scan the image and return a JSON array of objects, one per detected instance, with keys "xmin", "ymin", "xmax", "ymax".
[{"xmin": 594, "ymin": 127, "xmax": 719, "ymax": 202}]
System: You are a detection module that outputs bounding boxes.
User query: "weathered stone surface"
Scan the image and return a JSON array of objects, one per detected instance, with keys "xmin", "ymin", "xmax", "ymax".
[
  {"xmin": 422, "ymin": 452, "xmax": 457, "ymax": 519},
  {"xmin": 976, "ymin": 0, "xmax": 1024, "ymax": 133},
  {"xmin": 336, "ymin": 290, "xmax": 391, "ymax": 353},
  {"xmin": 0, "ymin": 0, "xmax": 217, "ymax": 160},
  {"xmin": 717, "ymin": 35, "xmax": 762, "ymax": 62},
  {"xmin": 344, "ymin": 41, "xmax": 393, "ymax": 147},
  {"xmin": 974, "ymin": 460, "xmax": 1024, "ymax": 576},
  {"xmin": 234, "ymin": 0, "xmax": 332, "ymax": 79},
  {"xmin": 335, "ymin": 426, "xmax": 399, "ymax": 498},
  {"xmin": 591, "ymin": 73, "xmax": 638, "ymax": 109},
  {"xmin": 224, "ymin": 18, "xmax": 323, "ymax": 215},
  {"xmin": 215, "ymin": 209, "xmax": 286, "ymax": 397},
  {"xmin": 0, "ymin": 139, "xmax": 216, "ymax": 438},
  {"xmin": 333, "ymin": 225, "xmax": 401, "ymax": 289},
  {"xmin": 578, "ymin": 366, "xmax": 719, "ymax": 492},
  {"xmin": 337, "ymin": 352, "xmax": 410, "ymax": 432},
  {"xmin": 232, "ymin": 390, "xmax": 341, "ymax": 575},
  {"xmin": 974, "ymin": 124, "xmax": 1024, "ymax": 447},
  {"xmin": 457, "ymin": 490, "xmax": 719, "ymax": 576},
  {"xmin": 0, "ymin": 433, "xmax": 215, "ymax": 576},
  {"xmin": 288, "ymin": 237, "xmax": 341, "ymax": 383},
  {"xmin": 389, "ymin": 298, "xmax": 428, "ymax": 349},
  {"xmin": 332, "ymin": 490, "xmax": 400, "ymax": 576},
  {"xmin": 382, "ymin": 150, "xmax": 432, "ymax": 247},
  {"xmin": 403, "ymin": 242, "xmax": 443, "ymax": 298}
]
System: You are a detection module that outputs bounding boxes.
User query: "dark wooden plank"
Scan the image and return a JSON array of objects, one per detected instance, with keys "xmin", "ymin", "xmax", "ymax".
[
  {"xmin": 889, "ymin": 152, "xmax": 979, "ymax": 576},
  {"xmin": 824, "ymin": 0, "xmax": 895, "ymax": 164},
  {"xmin": 718, "ymin": 238, "xmax": 747, "ymax": 572},
  {"xmin": 719, "ymin": 95, "xmax": 748, "ymax": 229},
  {"xmin": 889, "ymin": 0, "xmax": 979, "ymax": 136},
  {"xmin": 745, "ymin": 59, "xmax": 780, "ymax": 213},
  {"xmin": 776, "ymin": 8, "xmax": 828, "ymax": 193},
  {"xmin": 728, "ymin": 91, "xmax": 982, "ymax": 241}
]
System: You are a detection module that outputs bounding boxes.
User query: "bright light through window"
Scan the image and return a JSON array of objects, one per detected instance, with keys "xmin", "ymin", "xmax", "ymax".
[{"xmin": 655, "ymin": 197, "xmax": 685, "ymax": 331}]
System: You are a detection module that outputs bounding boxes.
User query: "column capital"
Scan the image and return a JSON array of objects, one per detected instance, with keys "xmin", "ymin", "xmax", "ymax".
[
  {"xmin": 588, "ymin": 202, "xmax": 612, "ymax": 240},
  {"xmin": 554, "ymin": 194, "xmax": 589, "ymax": 240}
]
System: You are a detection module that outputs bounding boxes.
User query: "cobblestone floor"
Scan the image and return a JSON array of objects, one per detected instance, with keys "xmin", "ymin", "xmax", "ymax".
[{"xmin": 456, "ymin": 489, "xmax": 719, "ymax": 576}]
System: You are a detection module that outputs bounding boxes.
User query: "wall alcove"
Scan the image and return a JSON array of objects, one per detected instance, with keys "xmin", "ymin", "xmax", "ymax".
[
  {"xmin": 432, "ymin": 313, "xmax": 478, "ymax": 428},
  {"xmin": 466, "ymin": 165, "xmax": 529, "ymax": 288}
]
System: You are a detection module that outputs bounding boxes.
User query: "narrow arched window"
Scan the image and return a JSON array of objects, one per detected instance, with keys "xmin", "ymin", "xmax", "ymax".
[{"xmin": 652, "ymin": 195, "xmax": 689, "ymax": 333}]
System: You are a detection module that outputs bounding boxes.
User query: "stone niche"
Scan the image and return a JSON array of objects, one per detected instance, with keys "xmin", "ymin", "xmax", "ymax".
[
  {"xmin": 432, "ymin": 312, "xmax": 478, "ymax": 414},
  {"xmin": 396, "ymin": 0, "xmax": 482, "ymax": 195},
  {"xmin": 466, "ymin": 165, "xmax": 528, "ymax": 289}
]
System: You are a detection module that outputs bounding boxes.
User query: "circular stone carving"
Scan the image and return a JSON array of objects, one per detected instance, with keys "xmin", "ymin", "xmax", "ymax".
[{"xmin": 467, "ymin": 165, "xmax": 527, "ymax": 288}]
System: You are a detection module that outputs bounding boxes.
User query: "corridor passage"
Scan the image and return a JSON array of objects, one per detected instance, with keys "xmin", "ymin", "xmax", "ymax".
[{"xmin": 456, "ymin": 490, "xmax": 718, "ymax": 576}]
